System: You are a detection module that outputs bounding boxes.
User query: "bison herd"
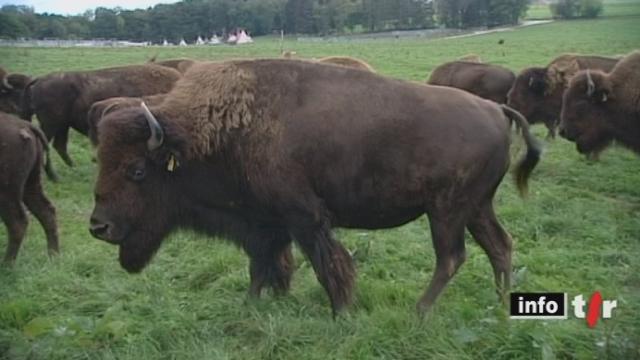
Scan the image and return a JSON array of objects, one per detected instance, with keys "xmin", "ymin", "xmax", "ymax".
[{"xmin": 0, "ymin": 50, "xmax": 638, "ymax": 316}]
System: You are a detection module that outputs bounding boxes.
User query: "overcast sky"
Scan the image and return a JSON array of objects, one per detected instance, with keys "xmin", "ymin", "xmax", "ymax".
[{"xmin": 1, "ymin": 0, "xmax": 180, "ymax": 15}]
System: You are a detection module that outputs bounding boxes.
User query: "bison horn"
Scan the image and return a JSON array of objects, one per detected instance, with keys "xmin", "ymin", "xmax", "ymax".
[
  {"xmin": 2, "ymin": 76, "xmax": 13, "ymax": 90},
  {"xmin": 141, "ymin": 102, "xmax": 164, "ymax": 151},
  {"xmin": 586, "ymin": 70, "xmax": 595, "ymax": 97}
]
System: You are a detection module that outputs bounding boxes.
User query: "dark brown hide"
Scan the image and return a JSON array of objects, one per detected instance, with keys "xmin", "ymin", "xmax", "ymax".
[
  {"xmin": 427, "ymin": 61, "xmax": 515, "ymax": 104},
  {"xmin": 21, "ymin": 64, "xmax": 181, "ymax": 167},
  {"xmin": 507, "ymin": 54, "xmax": 618, "ymax": 138},
  {"xmin": 560, "ymin": 51, "xmax": 640, "ymax": 155},
  {"xmin": 0, "ymin": 112, "xmax": 59, "ymax": 263},
  {"xmin": 90, "ymin": 59, "xmax": 541, "ymax": 315},
  {"xmin": 317, "ymin": 56, "xmax": 376, "ymax": 72}
]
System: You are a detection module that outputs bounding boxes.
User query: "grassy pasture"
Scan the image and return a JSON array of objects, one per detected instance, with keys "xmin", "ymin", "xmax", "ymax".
[{"xmin": 1, "ymin": 15, "xmax": 640, "ymax": 360}]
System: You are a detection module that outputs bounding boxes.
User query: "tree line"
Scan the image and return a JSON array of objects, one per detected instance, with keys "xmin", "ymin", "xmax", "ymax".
[{"xmin": 1, "ymin": 0, "xmax": 547, "ymax": 42}]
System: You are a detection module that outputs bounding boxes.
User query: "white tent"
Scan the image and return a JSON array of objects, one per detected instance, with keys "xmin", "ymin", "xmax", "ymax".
[
  {"xmin": 236, "ymin": 29, "xmax": 253, "ymax": 44},
  {"xmin": 209, "ymin": 35, "xmax": 221, "ymax": 45},
  {"xmin": 162, "ymin": 39, "xmax": 170, "ymax": 46},
  {"xmin": 179, "ymin": 38, "xmax": 187, "ymax": 46},
  {"xmin": 196, "ymin": 36, "xmax": 205, "ymax": 45},
  {"xmin": 227, "ymin": 34, "xmax": 237, "ymax": 44}
]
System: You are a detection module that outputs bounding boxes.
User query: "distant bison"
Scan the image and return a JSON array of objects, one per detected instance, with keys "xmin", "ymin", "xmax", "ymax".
[
  {"xmin": 21, "ymin": 64, "xmax": 181, "ymax": 167},
  {"xmin": 150, "ymin": 58, "xmax": 196, "ymax": 74},
  {"xmin": 0, "ymin": 112, "xmax": 59, "ymax": 263},
  {"xmin": 89, "ymin": 59, "xmax": 541, "ymax": 315},
  {"xmin": 0, "ymin": 67, "xmax": 31, "ymax": 115},
  {"xmin": 560, "ymin": 51, "xmax": 640, "ymax": 155},
  {"xmin": 427, "ymin": 61, "xmax": 515, "ymax": 104},
  {"xmin": 507, "ymin": 54, "xmax": 619, "ymax": 138},
  {"xmin": 317, "ymin": 56, "xmax": 376, "ymax": 72}
]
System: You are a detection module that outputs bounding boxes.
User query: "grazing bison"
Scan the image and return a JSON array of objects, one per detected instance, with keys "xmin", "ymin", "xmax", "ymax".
[
  {"xmin": 0, "ymin": 67, "xmax": 31, "ymax": 115},
  {"xmin": 427, "ymin": 61, "xmax": 515, "ymax": 104},
  {"xmin": 0, "ymin": 112, "xmax": 59, "ymax": 263},
  {"xmin": 458, "ymin": 54, "xmax": 482, "ymax": 62},
  {"xmin": 507, "ymin": 54, "xmax": 619, "ymax": 138},
  {"xmin": 317, "ymin": 56, "xmax": 376, "ymax": 72},
  {"xmin": 150, "ymin": 58, "xmax": 196, "ymax": 74},
  {"xmin": 87, "ymin": 94, "xmax": 167, "ymax": 145},
  {"xmin": 559, "ymin": 51, "xmax": 640, "ymax": 155},
  {"xmin": 89, "ymin": 59, "xmax": 541, "ymax": 315},
  {"xmin": 21, "ymin": 64, "xmax": 181, "ymax": 167}
]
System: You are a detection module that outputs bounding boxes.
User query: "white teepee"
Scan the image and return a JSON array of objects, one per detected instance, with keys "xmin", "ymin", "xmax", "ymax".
[{"xmin": 236, "ymin": 29, "xmax": 253, "ymax": 44}]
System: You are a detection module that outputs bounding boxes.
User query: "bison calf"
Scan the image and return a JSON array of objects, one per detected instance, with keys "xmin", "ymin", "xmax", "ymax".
[
  {"xmin": 0, "ymin": 112, "xmax": 59, "ymax": 263},
  {"xmin": 559, "ymin": 51, "xmax": 640, "ymax": 155}
]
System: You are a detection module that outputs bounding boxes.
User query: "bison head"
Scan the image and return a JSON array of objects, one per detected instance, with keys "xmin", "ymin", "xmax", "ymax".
[
  {"xmin": 507, "ymin": 67, "xmax": 559, "ymax": 125},
  {"xmin": 559, "ymin": 70, "xmax": 614, "ymax": 154},
  {"xmin": 90, "ymin": 103, "xmax": 187, "ymax": 273},
  {"xmin": 0, "ymin": 70, "xmax": 31, "ymax": 115}
]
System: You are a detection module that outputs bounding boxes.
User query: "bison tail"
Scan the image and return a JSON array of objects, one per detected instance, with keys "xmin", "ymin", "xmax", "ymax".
[
  {"xmin": 29, "ymin": 123, "xmax": 58, "ymax": 182},
  {"xmin": 501, "ymin": 104, "xmax": 542, "ymax": 197},
  {"xmin": 20, "ymin": 79, "xmax": 37, "ymax": 121}
]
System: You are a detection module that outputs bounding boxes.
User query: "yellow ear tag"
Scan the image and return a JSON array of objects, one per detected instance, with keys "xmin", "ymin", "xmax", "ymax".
[{"xmin": 167, "ymin": 155, "xmax": 178, "ymax": 172}]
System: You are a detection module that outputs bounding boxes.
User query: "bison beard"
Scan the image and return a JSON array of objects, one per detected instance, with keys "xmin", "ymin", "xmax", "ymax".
[{"xmin": 118, "ymin": 228, "xmax": 166, "ymax": 273}]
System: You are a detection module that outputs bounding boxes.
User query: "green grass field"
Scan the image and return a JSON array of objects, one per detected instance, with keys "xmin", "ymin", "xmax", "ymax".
[{"xmin": 1, "ymin": 15, "xmax": 640, "ymax": 360}]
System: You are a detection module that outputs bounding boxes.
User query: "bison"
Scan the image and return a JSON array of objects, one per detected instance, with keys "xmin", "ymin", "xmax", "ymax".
[
  {"xmin": 89, "ymin": 59, "xmax": 541, "ymax": 315},
  {"xmin": 507, "ymin": 54, "xmax": 619, "ymax": 139},
  {"xmin": 1, "ymin": 112, "xmax": 59, "ymax": 263},
  {"xmin": 559, "ymin": 51, "xmax": 640, "ymax": 155},
  {"xmin": 427, "ymin": 61, "xmax": 515, "ymax": 104},
  {"xmin": 0, "ymin": 67, "xmax": 31, "ymax": 115},
  {"xmin": 317, "ymin": 56, "xmax": 376, "ymax": 72},
  {"xmin": 149, "ymin": 58, "xmax": 196, "ymax": 74},
  {"xmin": 21, "ymin": 64, "xmax": 181, "ymax": 167}
]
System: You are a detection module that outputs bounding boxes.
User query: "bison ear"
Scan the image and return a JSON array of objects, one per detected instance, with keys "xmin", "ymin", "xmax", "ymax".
[{"xmin": 149, "ymin": 148, "xmax": 183, "ymax": 173}]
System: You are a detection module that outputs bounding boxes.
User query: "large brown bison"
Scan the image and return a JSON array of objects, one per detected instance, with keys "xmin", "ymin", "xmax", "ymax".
[
  {"xmin": 507, "ymin": 54, "xmax": 619, "ymax": 138},
  {"xmin": 89, "ymin": 59, "xmax": 541, "ymax": 315},
  {"xmin": 1, "ymin": 112, "xmax": 59, "ymax": 263},
  {"xmin": 0, "ymin": 67, "xmax": 31, "ymax": 115},
  {"xmin": 427, "ymin": 61, "xmax": 515, "ymax": 104},
  {"xmin": 559, "ymin": 51, "xmax": 640, "ymax": 155},
  {"xmin": 21, "ymin": 64, "xmax": 181, "ymax": 167}
]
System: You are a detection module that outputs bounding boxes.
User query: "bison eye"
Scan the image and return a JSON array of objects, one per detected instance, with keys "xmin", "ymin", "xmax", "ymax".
[{"xmin": 127, "ymin": 165, "xmax": 146, "ymax": 182}]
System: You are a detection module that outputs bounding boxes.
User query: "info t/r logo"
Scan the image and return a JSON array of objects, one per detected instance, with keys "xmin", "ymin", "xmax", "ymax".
[{"xmin": 509, "ymin": 291, "xmax": 617, "ymax": 328}]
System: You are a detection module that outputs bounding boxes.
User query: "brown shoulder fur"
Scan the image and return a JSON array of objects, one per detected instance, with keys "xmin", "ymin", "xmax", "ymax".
[
  {"xmin": 317, "ymin": 56, "xmax": 375, "ymax": 72},
  {"xmin": 608, "ymin": 51, "xmax": 640, "ymax": 112},
  {"xmin": 155, "ymin": 61, "xmax": 257, "ymax": 159}
]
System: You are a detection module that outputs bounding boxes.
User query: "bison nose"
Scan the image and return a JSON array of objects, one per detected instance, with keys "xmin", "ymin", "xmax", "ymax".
[{"xmin": 90, "ymin": 217, "xmax": 116, "ymax": 243}]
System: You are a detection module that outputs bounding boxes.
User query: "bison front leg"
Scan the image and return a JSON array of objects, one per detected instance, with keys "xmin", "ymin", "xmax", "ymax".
[
  {"xmin": 53, "ymin": 127, "xmax": 74, "ymax": 167},
  {"xmin": 292, "ymin": 224, "xmax": 355, "ymax": 316},
  {"xmin": 246, "ymin": 231, "xmax": 295, "ymax": 298}
]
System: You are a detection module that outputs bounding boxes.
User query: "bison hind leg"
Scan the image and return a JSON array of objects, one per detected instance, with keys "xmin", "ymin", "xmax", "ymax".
[
  {"xmin": 0, "ymin": 195, "xmax": 29, "ymax": 264},
  {"xmin": 247, "ymin": 233, "xmax": 295, "ymax": 298},
  {"xmin": 416, "ymin": 213, "xmax": 467, "ymax": 316},
  {"xmin": 466, "ymin": 202, "xmax": 513, "ymax": 305}
]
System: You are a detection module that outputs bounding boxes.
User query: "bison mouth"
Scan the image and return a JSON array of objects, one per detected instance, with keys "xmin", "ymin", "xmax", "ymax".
[{"xmin": 118, "ymin": 229, "xmax": 165, "ymax": 273}]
